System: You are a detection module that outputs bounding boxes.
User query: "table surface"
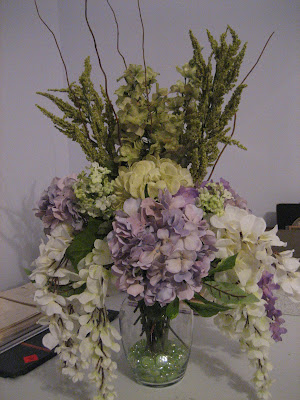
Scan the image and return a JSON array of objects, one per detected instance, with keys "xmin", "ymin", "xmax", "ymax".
[{"xmin": 1, "ymin": 294, "xmax": 299, "ymax": 400}]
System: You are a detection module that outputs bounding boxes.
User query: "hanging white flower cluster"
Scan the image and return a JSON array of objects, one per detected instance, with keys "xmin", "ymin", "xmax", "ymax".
[
  {"xmin": 273, "ymin": 250, "xmax": 300, "ymax": 302},
  {"xmin": 210, "ymin": 205, "xmax": 300, "ymax": 400},
  {"xmin": 30, "ymin": 224, "xmax": 121, "ymax": 400}
]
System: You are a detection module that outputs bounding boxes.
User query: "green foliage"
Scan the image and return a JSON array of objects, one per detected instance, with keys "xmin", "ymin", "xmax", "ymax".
[
  {"xmin": 185, "ymin": 299, "xmax": 231, "ymax": 317},
  {"xmin": 36, "ymin": 57, "xmax": 118, "ymax": 175},
  {"xmin": 115, "ymin": 64, "xmax": 183, "ymax": 164},
  {"xmin": 207, "ymin": 254, "xmax": 238, "ymax": 277},
  {"xmin": 170, "ymin": 26, "xmax": 247, "ymax": 181},
  {"xmin": 65, "ymin": 217, "xmax": 101, "ymax": 272},
  {"xmin": 166, "ymin": 297, "xmax": 180, "ymax": 319},
  {"xmin": 37, "ymin": 27, "xmax": 247, "ymax": 183},
  {"xmin": 24, "ymin": 268, "xmax": 33, "ymax": 277},
  {"xmin": 202, "ymin": 281, "xmax": 259, "ymax": 305},
  {"xmin": 52, "ymin": 283, "xmax": 87, "ymax": 298}
]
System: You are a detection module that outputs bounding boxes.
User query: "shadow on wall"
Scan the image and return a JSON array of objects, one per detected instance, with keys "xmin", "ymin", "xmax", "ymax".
[
  {"xmin": 0, "ymin": 182, "xmax": 44, "ymax": 287},
  {"xmin": 264, "ymin": 211, "xmax": 276, "ymax": 228}
]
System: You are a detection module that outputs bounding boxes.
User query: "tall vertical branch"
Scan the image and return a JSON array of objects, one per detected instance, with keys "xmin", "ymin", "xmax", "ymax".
[
  {"xmin": 34, "ymin": 0, "xmax": 92, "ymax": 141},
  {"xmin": 34, "ymin": 0, "xmax": 70, "ymax": 87},
  {"xmin": 84, "ymin": 0, "xmax": 121, "ymax": 145},
  {"xmin": 240, "ymin": 32, "xmax": 274, "ymax": 85},
  {"xmin": 137, "ymin": 0, "xmax": 153, "ymax": 135},
  {"xmin": 106, "ymin": 0, "xmax": 127, "ymax": 70}
]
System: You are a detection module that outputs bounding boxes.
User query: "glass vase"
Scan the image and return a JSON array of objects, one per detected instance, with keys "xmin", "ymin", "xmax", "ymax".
[{"xmin": 119, "ymin": 297, "xmax": 193, "ymax": 387}]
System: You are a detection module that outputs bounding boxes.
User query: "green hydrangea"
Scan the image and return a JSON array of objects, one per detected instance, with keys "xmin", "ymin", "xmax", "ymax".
[
  {"xmin": 73, "ymin": 163, "xmax": 116, "ymax": 218},
  {"xmin": 113, "ymin": 156, "xmax": 193, "ymax": 209},
  {"xmin": 197, "ymin": 182, "xmax": 232, "ymax": 216}
]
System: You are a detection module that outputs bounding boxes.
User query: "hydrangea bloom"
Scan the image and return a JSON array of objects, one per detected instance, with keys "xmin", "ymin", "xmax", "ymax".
[
  {"xmin": 197, "ymin": 181, "xmax": 233, "ymax": 216},
  {"xmin": 108, "ymin": 189, "xmax": 216, "ymax": 306},
  {"xmin": 219, "ymin": 178, "xmax": 249, "ymax": 211},
  {"xmin": 73, "ymin": 162, "xmax": 116, "ymax": 219},
  {"xmin": 113, "ymin": 157, "xmax": 193, "ymax": 209},
  {"xmin": 35, "ymin": 174, "xmax": 84, "ymax": 232},
  {"xmin": 198, "ymin": 179, "xmax": 249, "ymax": 216}
]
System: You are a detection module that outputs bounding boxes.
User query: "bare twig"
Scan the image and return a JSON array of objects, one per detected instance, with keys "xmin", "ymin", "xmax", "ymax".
[
  {"xmin": 84, "ymin": 0, "xmax": 121, "ymax": 145},
  {"xmin": 34, "ymin": 0, "xmax": 92, "ymax": 141},
  {"xmin": 106, "ymin": 0, "xmax": 127, "ymax": 69},
  {"xmin": 241, "ymin": 32, "xmax": 275, "ymax": 85},
  {"xmin": 34, "ymin": 0, "xmax": 70, "ymax": 87},
  {"xmin": 137, "ymin": 0, "xmax": 153, "ymax": 135},
  {"xmin": 207, "ymin": 114, "xmax": 237, "ymax": 181}
]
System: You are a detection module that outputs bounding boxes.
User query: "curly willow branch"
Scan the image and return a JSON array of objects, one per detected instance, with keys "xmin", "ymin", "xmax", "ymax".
[
  {"xmin": 34, "ymin": 0, "xmax": 70, "ymax": 87},
  {"xmin": 84, "ymin": 0, "xmax": 122, "ymax": 145},
  {"xmin": 137, "ymin": 0, "xmax": 153, "ymax": 135},
  {"xmin": 34, "ymin": 0, "xmax": 92, "ymax": 141},
  {"xmin": 106, "ymin": 0, "xmax": 127, "ymax": 69},
  {"xmin": 241, "ymin": 31, "xmax": 275, "ymax": 85}
]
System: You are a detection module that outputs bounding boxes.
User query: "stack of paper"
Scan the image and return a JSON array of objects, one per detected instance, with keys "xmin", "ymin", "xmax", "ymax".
[{"xmin": 0, "ymin": 283, "xmax": 42, "ymax": 349}]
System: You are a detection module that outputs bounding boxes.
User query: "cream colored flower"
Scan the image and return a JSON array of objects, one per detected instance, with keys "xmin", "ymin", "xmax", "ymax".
[{"xmin": 273, "ymin": 250, "xmax": 300, "ymax": 302}]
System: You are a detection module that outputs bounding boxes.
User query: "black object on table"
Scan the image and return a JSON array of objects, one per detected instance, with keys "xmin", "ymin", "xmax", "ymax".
[{"xmin": 0, "ymin": 309, "xmax": 119, "ymax": 378}]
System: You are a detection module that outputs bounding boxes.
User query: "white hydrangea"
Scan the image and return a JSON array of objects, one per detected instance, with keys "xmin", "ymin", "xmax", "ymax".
[{"xmin": 30, "ymin": 223, "xmax": 120, "ymax": 400}]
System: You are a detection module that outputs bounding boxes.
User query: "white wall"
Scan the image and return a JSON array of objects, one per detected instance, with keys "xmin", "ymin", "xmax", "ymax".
[
  {"xmin": 0, "ymin": 0, "xmax": 69, "ymax": 290},
  {"xmin": 0, "ymin": 0, "xmax": 299, "ymax": 291}
]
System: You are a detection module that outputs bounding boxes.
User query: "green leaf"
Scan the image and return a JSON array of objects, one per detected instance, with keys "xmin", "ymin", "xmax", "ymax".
[
  {"xmin": 191, "ymin": 292, "xmax": 232, "ymax": 313},
  {"xmin": 166, "ymin": 297, "xmax": 179, "ymax": 320},
  {"xmin": 97, "ymin": 220, "xmax": 113, "ymax": 237},
  {"xmin": 57, "ymin": 284, "xmax": 87, "ymax": 298},
  {"xmin": 24, "ymin": 268, "xmax": 32, "ymax": 277},
  {"xmin": 208, "ymin": 254, "xmax": 238, "ymax": 277},
  {"xmin": 193, "ymin": 292, "xmax": 210, "ymax": 303},
  {"xmin": 65, "ymin": 217, "xmax": 101, "ymax": 272},
  {"xmin": 203, "ymin": 281, "xmax": 259, "ymax": 305},
  {"xmin": 184, "ymin": 300, "xmax": 230, "ymax": 317}
]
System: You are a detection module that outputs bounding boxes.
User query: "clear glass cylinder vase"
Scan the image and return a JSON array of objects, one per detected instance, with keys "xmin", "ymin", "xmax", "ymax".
[{"xmin": 119, "ymin": 298, "xmax": 194, "ymax": 387}]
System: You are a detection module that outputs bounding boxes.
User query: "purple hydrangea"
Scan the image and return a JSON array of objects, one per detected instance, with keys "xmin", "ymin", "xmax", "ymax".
[
  {"xmin": 258, "ymin": 271, "xmax": 287, "ymax": 342},
  {"xmin": 35, "ymin": 174, "xmax": 84, "ymax": 233},
  {"xmin": 107, "ymin": 189, "xmax": 216, "ymax": 306},
  {"xmin": 219, "ymin": 178, "xmax": 249, "ymax": 211}
]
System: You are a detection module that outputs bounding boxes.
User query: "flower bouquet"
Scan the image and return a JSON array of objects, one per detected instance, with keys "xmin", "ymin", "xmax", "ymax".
[{"xmin": 30, "ymin": 3, "xmax": 300, "ymax": 400}]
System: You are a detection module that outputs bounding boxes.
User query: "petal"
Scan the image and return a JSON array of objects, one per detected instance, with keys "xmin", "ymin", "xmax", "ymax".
[
  {"xmin": 127, "ymin": 283, "xmax": 144, "ymax": 297},
  {"xmin": 123, "ymin": 198, "xmax": 141, "ymax": 216},
  {"xmin": 45, "ymin": 301, "xmax": 62, "ymax": 316},
  {"xmin": 165, "ymin": 258, "xmax": 181, "ymax": 273},
  {"xmin": 42, "ymin": 332, "xmax": 59, "ymax": 350},
  {"xmin": 241, "ymin": 215, "xmax": 266, "ymax": 240}
]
